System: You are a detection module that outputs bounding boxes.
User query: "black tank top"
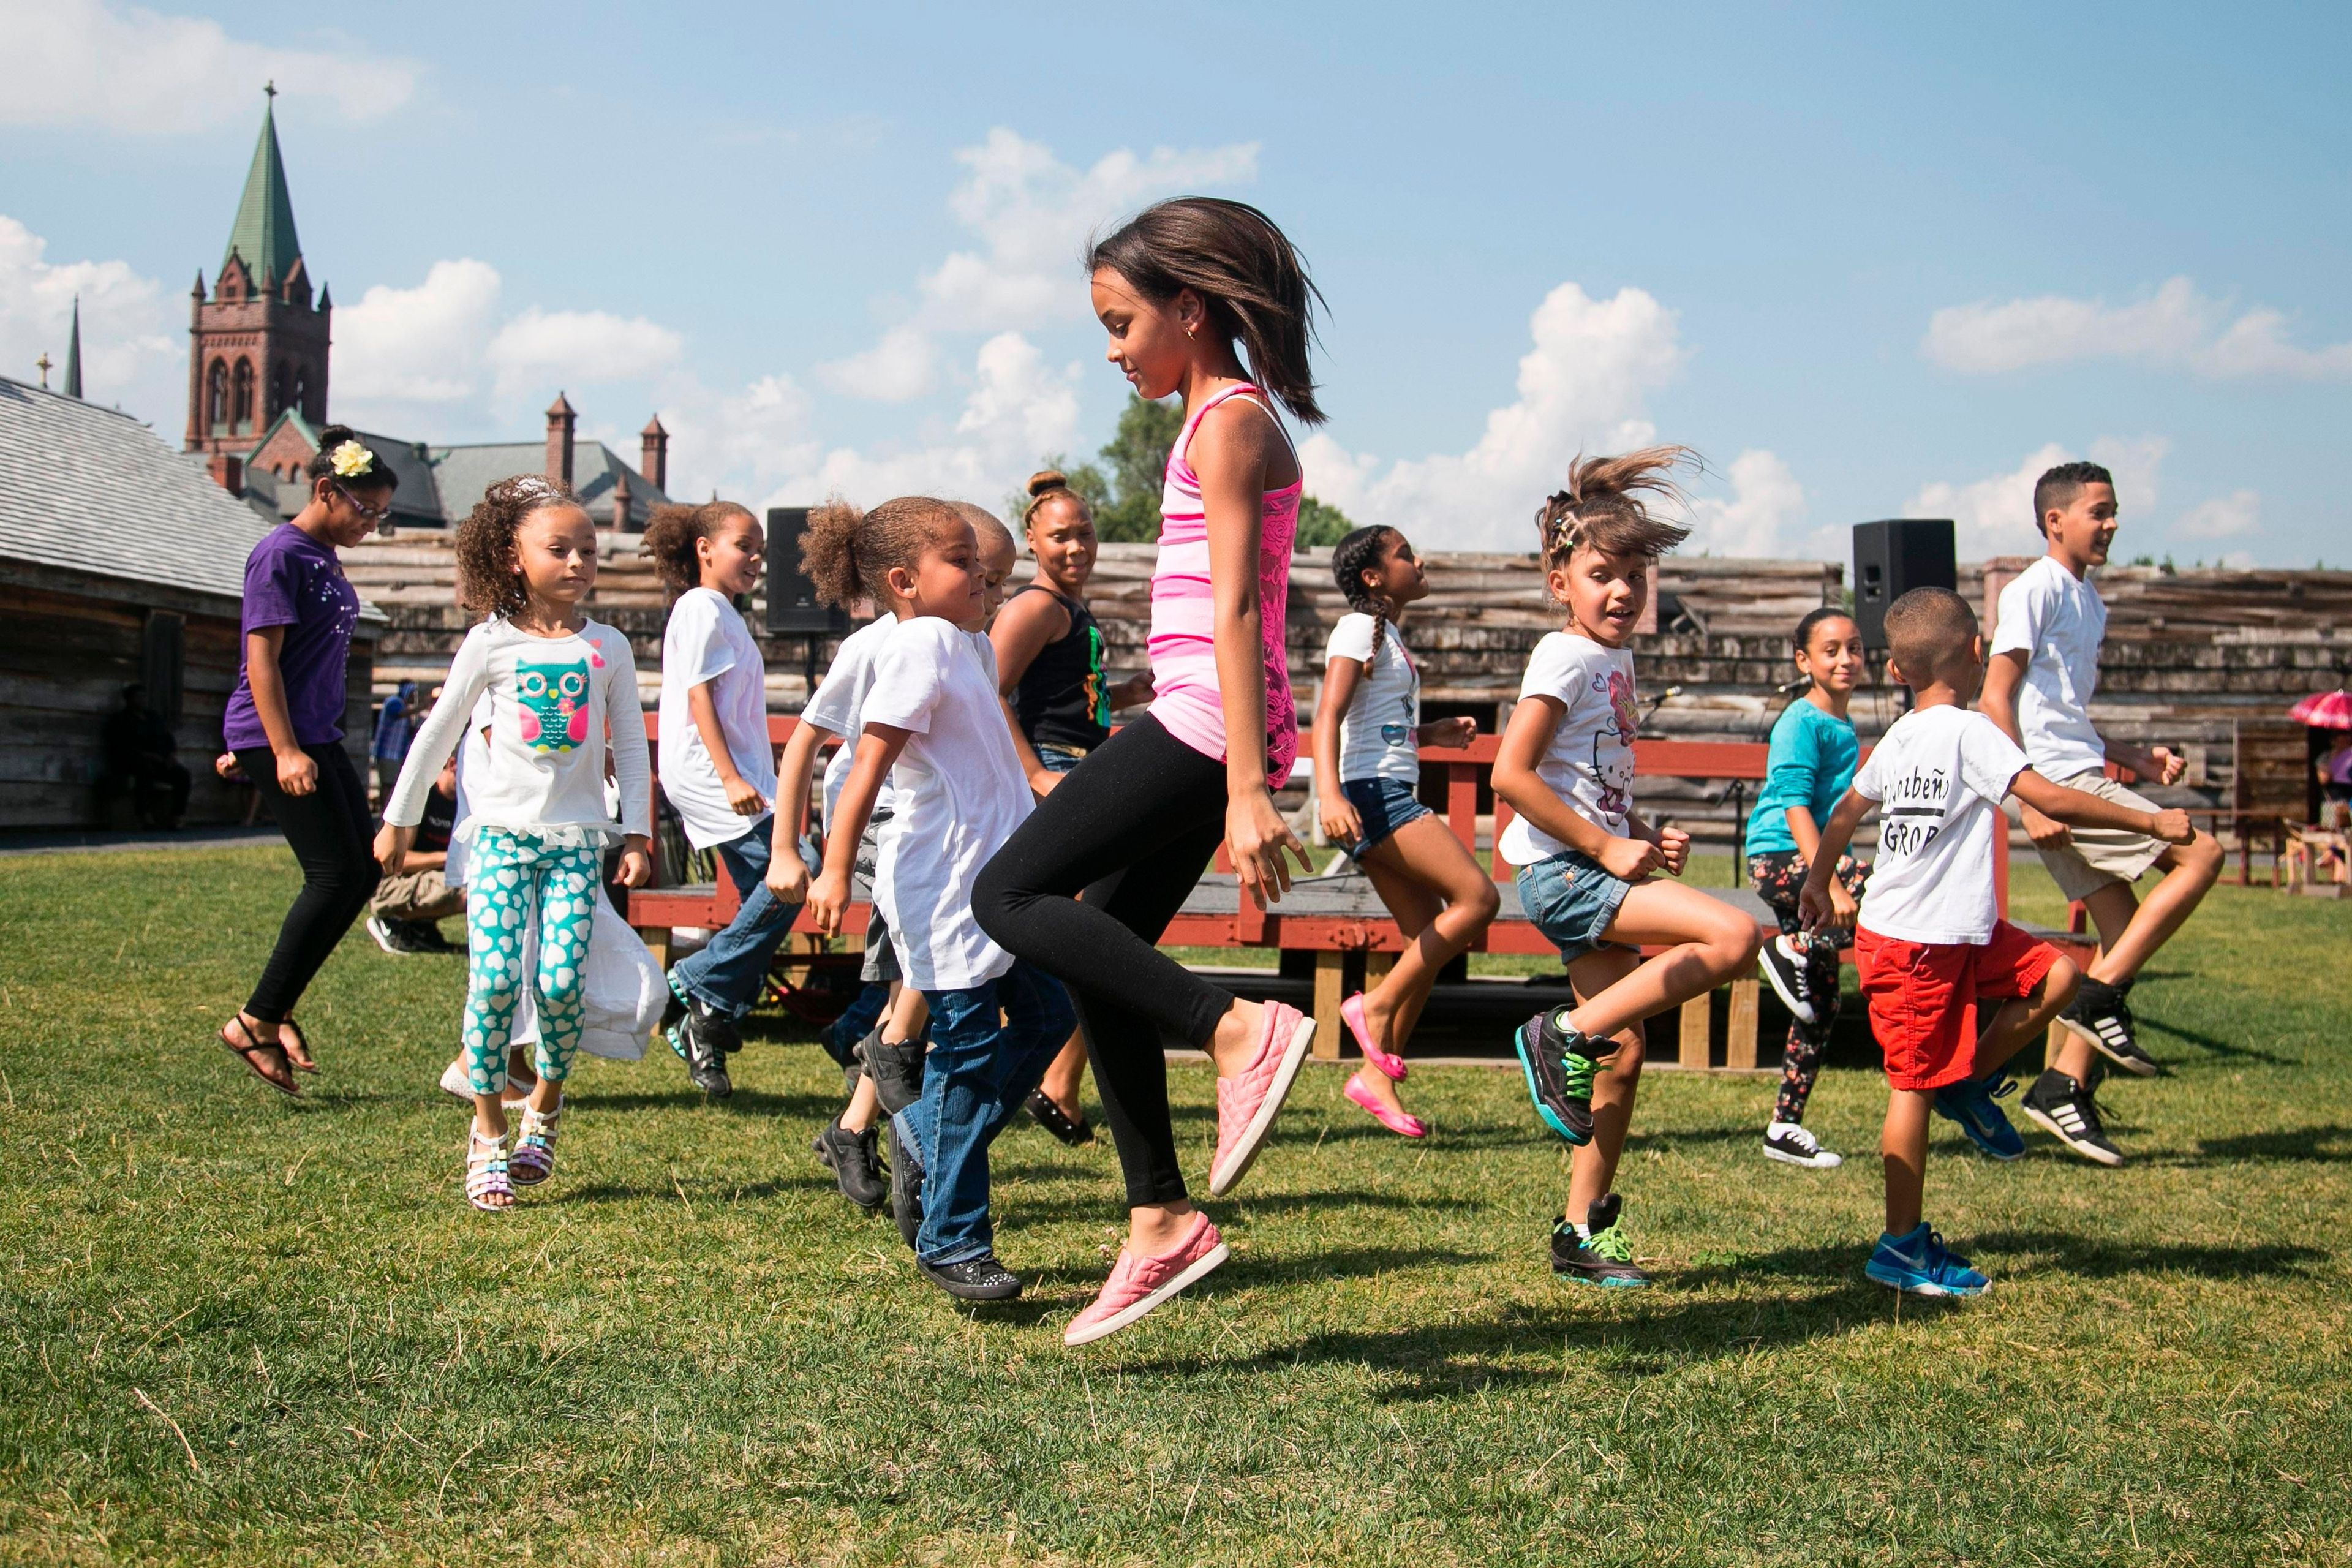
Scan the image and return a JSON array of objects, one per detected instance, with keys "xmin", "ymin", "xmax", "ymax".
[{"xmin": 1009, "ymin": 586, "xmax": 1111, "ymax": 752}]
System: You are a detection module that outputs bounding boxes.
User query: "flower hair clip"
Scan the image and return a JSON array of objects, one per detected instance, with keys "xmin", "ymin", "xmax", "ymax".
[{"xmin": 329, "ymin": 440, "xmax": 376, "ymax": 480}]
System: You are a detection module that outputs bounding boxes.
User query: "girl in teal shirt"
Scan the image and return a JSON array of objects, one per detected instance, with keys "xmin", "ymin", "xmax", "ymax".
[{"xmin": 1746, "ymin": 608, "xmax": 1868, "ymax": 1169}]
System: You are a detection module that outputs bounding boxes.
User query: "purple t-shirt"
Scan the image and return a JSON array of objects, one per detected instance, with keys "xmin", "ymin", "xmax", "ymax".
[{"xmin": 222, "ymin": 524, "xmax": 361, "ymax": 751}]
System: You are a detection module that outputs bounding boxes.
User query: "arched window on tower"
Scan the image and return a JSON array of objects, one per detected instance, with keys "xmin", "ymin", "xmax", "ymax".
[
  {"xmin": 206, "ymin": 360, "xmax": 229, "ymax": 432},
  {"xmin": 270, "ymin": 360, "xmax": 290, "ymax": 420},
  {"xmin": 232, "ymin": 360, "xmax": 254, "ymax": 432},
  {"xmin": 289, "ymin": 364, "xmax": 308, "ymax": 420}
]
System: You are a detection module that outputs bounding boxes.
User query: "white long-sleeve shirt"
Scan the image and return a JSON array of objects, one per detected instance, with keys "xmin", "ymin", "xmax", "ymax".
[{"xmin": 385, "ymin": 617, "xmax": 651, "ymax": 846}]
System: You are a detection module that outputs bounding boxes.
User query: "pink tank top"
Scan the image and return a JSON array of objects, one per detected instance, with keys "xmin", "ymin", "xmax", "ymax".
[{"xmin": 1147, "ymin": 384, "xmax": 1302, "ymax": 786}]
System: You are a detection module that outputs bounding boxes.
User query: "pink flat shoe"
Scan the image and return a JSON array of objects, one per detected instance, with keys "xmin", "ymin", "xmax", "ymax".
[
  {"xmin": 1063, "ymin": 1212, "xmax": 1230, "ymax": 1346},
  {"xmin": 1340, "ymin": 993, "xmax": 1407, "ymax": 1082},
  {"xmin": 1345, "ymin": 1069, "xmax": 1428, "ymax": 1139},
  {"xmin": 1207, "ymin": 1000, "xmax": 1315, "ymax": 1197}
]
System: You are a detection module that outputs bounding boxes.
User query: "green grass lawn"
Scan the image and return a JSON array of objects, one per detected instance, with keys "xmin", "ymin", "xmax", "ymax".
[{"xmin": 3, "ymin": 846, "xmax": 2350, "ymax": 1565}]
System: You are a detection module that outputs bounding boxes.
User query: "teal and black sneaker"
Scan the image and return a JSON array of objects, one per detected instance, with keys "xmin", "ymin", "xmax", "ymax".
[
  {"xmin": 1932, "ymin": 1073, "xmax": 2024, "ymax": 1160},
  {"xmin": 1551, "ymin": 1193, "xmax": 1651, "ymax": 1287},
  {"xmin": 1513, "ymin": 1007, "xmax": 1599, "ymax": 1146},
  {"xmin": 1865, "ymin": 1223, "xmax": 1989, "ymax": 1297}
]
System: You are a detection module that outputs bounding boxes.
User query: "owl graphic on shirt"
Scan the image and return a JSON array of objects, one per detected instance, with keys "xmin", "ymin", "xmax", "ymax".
[
  {"xmin": 1591, "ymin": 668, "xmax": 1639, "ymax": 821},
  {"xmin": 515, "ymin": 658, "xmax": 591, "ymax": 753}
]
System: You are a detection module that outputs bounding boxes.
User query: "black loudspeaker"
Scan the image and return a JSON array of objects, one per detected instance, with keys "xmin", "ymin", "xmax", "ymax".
[
  {"xmin": 1852, "ymin": 519, "xmax": 1956, "ymax": 650},
  {"xmin": 766, "ymin": 506, "xmax": 848, "ymax": 638}
]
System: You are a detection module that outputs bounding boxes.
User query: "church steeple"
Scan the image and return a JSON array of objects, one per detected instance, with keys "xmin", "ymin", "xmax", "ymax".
[{"xmin": 223, "ymin": 83, "xmax": 303, "ymax": 295}]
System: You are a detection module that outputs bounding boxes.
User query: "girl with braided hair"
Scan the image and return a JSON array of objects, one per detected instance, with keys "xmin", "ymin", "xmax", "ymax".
[{"xmin": 1312, "ymin": 526, "xmax": 1496, "ymax": 1137}]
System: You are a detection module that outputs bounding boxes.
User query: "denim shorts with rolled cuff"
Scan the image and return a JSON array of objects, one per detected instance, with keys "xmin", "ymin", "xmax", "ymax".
[
  {"xmin": 1340, "ymin": 776, "xmax": 1433, "ymax": 858},
  {"xmin": 1515, "ymin": 848, "xmax": 1636, "ymax": 966},
  {"xmin": 1033, "ymin": 742, "xmax": 1090, "ymax": 777}
]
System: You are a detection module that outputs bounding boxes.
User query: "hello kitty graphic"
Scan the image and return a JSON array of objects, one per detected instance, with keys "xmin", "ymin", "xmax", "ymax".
[{"xmin": 1589, "ymin": 667, "xmax": 1640, "ymax": 821}]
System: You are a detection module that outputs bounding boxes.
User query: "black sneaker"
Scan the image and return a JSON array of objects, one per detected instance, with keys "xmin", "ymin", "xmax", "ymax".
[
  {"xmin": 2020, "ymin": 1070, "xmax": 2125, "ymax": 1167},
  {"xmin": 1550, "ymin": 1193, "xmax": 1652, "ymax": 1288},
  {"xmin": 1513, "ymin": 1007, "xmax": 1600, "ymax": 1146},
  {"xmin": 1756, "ymin": 933, "xmax": 1817, "ymax": 1025},
  {"xmin": 407, "ymin": 919, "xmax": 456, "ymax": 952},
  {"xmin": 2060, "ymin": 979, "xmax": 2158, "ymax": 1077},
  {"xmin": 867, "ymin": 1035, "xmax": 926, "ymax": 1117},
  {"xmin": 1025, "ymin": 1089, "xmax": 1094, "ymax": 1147},
  {"xmin": 366, "ymin": 914, "xmax": 415, "ymax": 956},
  {"xmin": 665, "ymin": 998, "xmax": 733, "ymax": 1098},
  {"xmin": 888, "ymin": 1118, "xmax": 924, "ymax": 1251},
  {"xmin": 919, "ymin": 1253, "xmax": 1023, "ymax": 1302},
  {"xmin": 813, "ymin": 1117, "xmax": 888, "ymax": 1212}
]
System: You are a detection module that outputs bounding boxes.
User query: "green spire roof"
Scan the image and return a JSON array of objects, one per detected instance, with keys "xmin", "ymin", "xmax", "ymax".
[{"xmin": 222, "ymin": 90, "xmax": 301, "ymax": 290}]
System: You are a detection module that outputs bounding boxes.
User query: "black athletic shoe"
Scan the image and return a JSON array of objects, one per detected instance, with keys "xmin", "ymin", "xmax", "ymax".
[
  {"xmin": 867, "ymin": 1036, "xmax": 926, "ymax": 1117},
  {"xmin": 693, "ymin": 996, "xmax": 745, "ymax": 1057},
  {"xmin": 666, "ymin": 997, "xmax": 733, "ymax": 1098},
  {"xmin": 813, "ymin": 1117, "xmax": 888, "ymax": 1212},
  {"xmin": 394, "ymin": 918, "xmax": 454, "ymax": 952},
  {"xmin": 919, "ymin": 1253, "xmax": 1023, "ymax": 1302},
  {"xmin": 1756, "ymin": 933, "xmax": 1817, "ymax": 1025},
  {"xmin": 1513, "ymin": 1007, "xmax": 1599, "ymax": 1146},
  {"xmin": 2060, "ymin": 979, "xmax": 2158, "ymax": 1077},
  {"xmin": 2021, "ymin": 1070, "xmax": 2125, "ymax": 1167},
  {"xmin": 1550, "ymin": 1193, "xmax": 1652, "ymax": 1288},
  {"xmin": 888, "ymin": 1118, "xmax": 924, "ymax": 1251}
]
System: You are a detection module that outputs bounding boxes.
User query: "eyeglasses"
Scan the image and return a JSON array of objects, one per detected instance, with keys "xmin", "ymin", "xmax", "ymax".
[{"xmin": 333, "ymin": 483, "xmax": 393, "ymax": 522}]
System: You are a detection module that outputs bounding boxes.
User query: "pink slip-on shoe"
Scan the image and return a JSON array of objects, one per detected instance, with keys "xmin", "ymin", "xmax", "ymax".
[
  {"xmin": 1340, "ymin": 993, "xmax": 1407, "ymax": 1082},
  {"xmin": 1345, "ymin": 1069, "xmax": 1428, "ymax": 1139},
  {"xmin": 1208, "ymin": 1000, "xmax": 1316, "ymax": 1197},
  {"xmin": 1063, "ymin": 1212, "xmax": 1230, "ymax": 1347}
]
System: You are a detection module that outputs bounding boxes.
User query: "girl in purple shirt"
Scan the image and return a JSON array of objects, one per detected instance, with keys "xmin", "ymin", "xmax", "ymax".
[{"xmin": 217, "ymin": 425, "xmax": 392, "ymax": 1095}]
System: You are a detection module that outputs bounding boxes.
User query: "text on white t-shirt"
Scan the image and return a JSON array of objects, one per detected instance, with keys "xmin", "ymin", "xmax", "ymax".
[{"xmin": 1851, "ymin": 704, "xmax": 2029, "ymax": 946}]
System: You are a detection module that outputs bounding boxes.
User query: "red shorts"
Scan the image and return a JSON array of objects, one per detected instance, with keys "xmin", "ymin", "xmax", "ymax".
[{"xmin": 1856, "ymin": 921, "xmax": 2061, "ymax": 1091}]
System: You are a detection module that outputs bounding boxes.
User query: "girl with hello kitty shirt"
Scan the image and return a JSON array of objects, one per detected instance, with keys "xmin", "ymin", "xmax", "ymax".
[{"xmin": 377, "ymin": 475, "xmax": 654, "ymax": 1213}]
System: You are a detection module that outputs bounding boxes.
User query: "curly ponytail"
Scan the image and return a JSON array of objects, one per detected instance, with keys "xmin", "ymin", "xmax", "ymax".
[
  {"xmin": 798, "ymin": 494, "xmax": 964, "ymax": 609},
  {"xmin": 1536, "ymin": 446, "xmax": 1698, "ymax": 568},
  {"xmin": 640, "ymin": 500, "xmax": 755, "ymax": 595}
]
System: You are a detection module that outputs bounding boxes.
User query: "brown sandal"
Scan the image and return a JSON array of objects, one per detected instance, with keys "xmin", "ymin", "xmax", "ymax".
[
  {"xmin": 278, "ymin": 1018, "xmax": 318, "ymax": 1074},
  {"xmin": 221, "ymin": 1017, "xmax": 298, "ymax": 1096}
]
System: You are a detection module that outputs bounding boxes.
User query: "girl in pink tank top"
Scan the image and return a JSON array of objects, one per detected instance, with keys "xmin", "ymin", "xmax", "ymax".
[{"xmin": 968, "ymin": 198, "xmax": 1335, "ymax": 1346}]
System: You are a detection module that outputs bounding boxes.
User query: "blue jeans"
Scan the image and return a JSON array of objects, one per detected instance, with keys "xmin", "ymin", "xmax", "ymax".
[
  {"xmin": 670, "ymin": 815, "xmax": 813, "ymax": 1020},
  {"xmin": 891, "ymin": 960, "xmax": 1075, "ymax": 1266}
]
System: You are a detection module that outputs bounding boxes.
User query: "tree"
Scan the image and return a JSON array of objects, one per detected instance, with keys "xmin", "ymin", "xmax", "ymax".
[
  {"xmin": 1005, "ymin": 456, "xmax": 1112, "ymax": 528},
  {"xmin": 1044, "ymin": 393, "xmax": 1358, "ymax": 549},
  {"xmin": 1292, "ymin": 495, "xmax": 1356, "ymax": 551}
]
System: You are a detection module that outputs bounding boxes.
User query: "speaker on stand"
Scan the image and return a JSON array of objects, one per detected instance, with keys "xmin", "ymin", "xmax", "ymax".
[
  {"xmin": 766, "ymin": 505, "xmax": 848, "ymax": 693},
  {"xmin": 1853, "ymin": 518, "xmax": 1956, "ymax": 716}
]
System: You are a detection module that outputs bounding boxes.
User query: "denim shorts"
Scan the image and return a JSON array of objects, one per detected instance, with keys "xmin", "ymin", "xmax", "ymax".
[
  {"xmin": 1515, "ymin": 849, "xmax": 1634, "ymax": 965},
  {"xmin": 1341, "ymin": 776, "xmax": 1432, "ymax": 858},
  {"xmin": 1034, "ymin": 743, "xmax": 1089, "ymax": 776}
]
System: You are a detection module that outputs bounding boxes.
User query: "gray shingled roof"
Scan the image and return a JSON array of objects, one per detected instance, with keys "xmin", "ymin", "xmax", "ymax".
[
  {"xmin": 247, "ymin": 409, "xmax": 447, "ymax": 530},
  {"xmin": 0, "ymin": 375, "xmax": 381, "ymax": 618},
  {"xmin": 428, "ymin": 440, "xmax": 669, "ymax": 530}
]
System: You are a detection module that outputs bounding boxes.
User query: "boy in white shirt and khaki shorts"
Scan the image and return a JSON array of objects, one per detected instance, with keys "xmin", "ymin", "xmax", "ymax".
[{"xmin": 1981, "ymin": 462, "xmax": 2226, "ymax": 1166}]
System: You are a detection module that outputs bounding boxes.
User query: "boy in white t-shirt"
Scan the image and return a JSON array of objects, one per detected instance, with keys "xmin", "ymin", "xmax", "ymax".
[
  {"xmin": 1981, "ymin": 461, "xmax": 2225, "ymax": 1161},
  {"xmin": 1801, "ymin": 587, "xmax": 2192, "ymax": 1297},
  {"xmin": 643, "ymin": 503, "xmax": 795, "ymax": 1100}
]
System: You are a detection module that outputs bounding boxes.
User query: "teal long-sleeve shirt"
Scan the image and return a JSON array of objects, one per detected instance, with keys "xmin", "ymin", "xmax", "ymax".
[{"xmin": 1745, "ymin": 698, "xmax": 1858, "ymax": 858}]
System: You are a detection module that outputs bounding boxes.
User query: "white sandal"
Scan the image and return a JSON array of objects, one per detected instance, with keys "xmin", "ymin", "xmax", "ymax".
[
  {"xmin": 465, "ymin": 1126, "xmax": 514, "ymax": 1212},
  {"xmin": 510, "ymin": 1101, "xmax": 562, "ymax": 1187}
]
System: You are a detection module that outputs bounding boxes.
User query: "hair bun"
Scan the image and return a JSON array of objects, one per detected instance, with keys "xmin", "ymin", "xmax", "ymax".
[
  {"xmin": 316, "ymin": 424, "xmax": 358, "ymax": 449},
  {"xmin": 1027, "ymin": 470, "xmax": 1069, "ymax": 499}
]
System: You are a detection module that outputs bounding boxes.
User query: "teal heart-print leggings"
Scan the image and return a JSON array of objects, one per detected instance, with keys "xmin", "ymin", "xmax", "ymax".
[{"xmin": 461, "ymin": 827, "xmax": 600, "ymax": 1095}]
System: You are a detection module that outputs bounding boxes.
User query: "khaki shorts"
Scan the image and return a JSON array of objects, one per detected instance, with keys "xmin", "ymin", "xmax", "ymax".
[
  {"xmin": 2021, "ymin": 771, "xmax": 2169, "ymax": 902},
  {"xmin": 371, "ymin": 867, "xmax": 466, "ymax": 922}
]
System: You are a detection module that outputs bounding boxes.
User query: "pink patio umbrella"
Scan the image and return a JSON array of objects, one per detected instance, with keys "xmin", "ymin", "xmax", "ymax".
[{"xmin": 2289, "ymin": 689, "xmax": 2352, "ymax": 730}]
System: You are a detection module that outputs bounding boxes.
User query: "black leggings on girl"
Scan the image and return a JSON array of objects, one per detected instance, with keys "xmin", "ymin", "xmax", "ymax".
[
  {"xmin": 235, "ymin": 742, "xmax": 379, "ymax": 1024},
  {"xmin": 973, "ymin": 715, "xmax": 1234, "ymax": 1207}
]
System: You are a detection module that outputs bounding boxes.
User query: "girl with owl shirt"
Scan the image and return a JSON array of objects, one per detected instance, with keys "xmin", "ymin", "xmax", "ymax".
[
  {"xmin": 378, "ymin": 477, "xmax": 654, "ymax": 1213},
  {"xmin": 1490, "ymin": 450, "xmax": 1761, "ymax": 1291}
]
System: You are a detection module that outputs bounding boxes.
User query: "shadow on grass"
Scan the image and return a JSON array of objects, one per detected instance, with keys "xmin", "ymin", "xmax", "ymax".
[
  {"xmin": 2182, "ymin": 1124, "xmax": 2352, "ymax": 1165},
  {"xmin": 575, "ymin": 1088, "xmax": 843, "ymax": 1118},
  {"xmin": 2135, "ymin": 1014, "xmax": 2297, "ymax": 1066},
  {"xmin": 1673, "ymin": 1232, "xmax": 2326, "ymax": 1289}
]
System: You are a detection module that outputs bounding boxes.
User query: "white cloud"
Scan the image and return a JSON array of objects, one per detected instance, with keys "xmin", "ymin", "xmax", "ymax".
[
  {"xmin": 818, "ymin": 323, "xmax": 936, "ymax": 402},
  {"xmin": 1904, "ymin": 436, "xmax": 2168, "ymax": 560},
  {"xmin": 1924, "ymin": 276, "xmax": 2352, "ymax": 379},
  {"xmin": 2176, "ymin": 489, "xmax": 2261, "ymax": 540},
  {"xmin": 487, "ymin": 308, "xmax": 681, "ymax": 397},
  {"xmin": 1684, "ymin": 448, "xmax": 1807, "ymax": 557},
  {"xmin": 0, "ymin": 214, "xmax": 179, "ymax": 416},
  {"xmin": 0, "ymin": 0, "xmax": 418, "ymax": 135},
  {"xmin": 333, "ymin": 258, "xmax": 500, "ymax": 405},
  {"xmin": 1298, "ymin": 281, "xmax": 1686, "ymax": 552}
]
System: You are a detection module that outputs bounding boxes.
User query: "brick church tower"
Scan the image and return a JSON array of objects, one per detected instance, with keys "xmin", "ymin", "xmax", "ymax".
[{"xmin": 185, "ymin": 88, "xmax": 331, "ymax": 460}]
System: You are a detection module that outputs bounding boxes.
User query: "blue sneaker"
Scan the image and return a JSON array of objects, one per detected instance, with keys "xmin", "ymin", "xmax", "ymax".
[
  {"xmin": 1866, "ymin": 1223, "xmax": 1989, "ymax": 1297},
  {"xmin": 1933, "ymin": 1073, "xmax": 2024, "ymax": 1160}
]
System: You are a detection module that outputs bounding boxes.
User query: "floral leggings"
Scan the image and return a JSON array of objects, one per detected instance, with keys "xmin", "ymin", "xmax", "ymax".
[
  {"xmin": 461, "ymin": 828, "xmax": 600, "ymax": 1096},
  {"xmin": 1747, "ymin": 848, "xmax": 1868, "ymax": 1125}
]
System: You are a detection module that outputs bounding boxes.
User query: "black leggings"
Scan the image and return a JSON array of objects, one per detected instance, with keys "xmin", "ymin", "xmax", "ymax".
[
  {"xmin": 236, "ymin": 743, "xmax": 379, "ymax": 1023},
  {"xmin": 973, "ymin": 715, "xmax": 1232, "ymax": 1206}
]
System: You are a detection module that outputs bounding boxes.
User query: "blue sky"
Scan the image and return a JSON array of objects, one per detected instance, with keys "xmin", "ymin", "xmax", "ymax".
[{"xmin": 5, "ymin": 0, "xmax": 2346, "ymax": 565}]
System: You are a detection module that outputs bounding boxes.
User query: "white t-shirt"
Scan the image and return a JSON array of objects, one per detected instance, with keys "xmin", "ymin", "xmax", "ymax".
[
  {"xmin": 385, "ymin": 617, "xmax": 650, "ymax": 848},
  {"xmin": 1496, "ymin": 632, "xmax": 1640, "ymax": 866},
  {"xmin": 1991, "ymin": 555, "xmax": 2108, "ymax": 782},
  {"xmin": 1852, "ymin": 704, "xmax": 2029, "ymax": 946},
  {"xmin": 858, "ymin": 616, "xmax": 1032, "ymax": 992},
  {"xmin": 801, "ymin": 615, "xmax": 900, "ymax": 835},
  {"xmin": 657, "ymin": 588, "xmax": 774, "ymax": 849},
  {"xmin": 1324, "ymin": 612, "xmax": 1421, "ymax": 786}
]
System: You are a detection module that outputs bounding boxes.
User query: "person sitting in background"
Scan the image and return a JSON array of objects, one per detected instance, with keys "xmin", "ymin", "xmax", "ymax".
[
  {"xmin": 2319, "ymin": 731, "xmax": 2352, "ymax": 832},
  {"xmin": 97, "ymin": 683, "xmax": 190, "ymax": 829},
  {"xmin": 366, "ymin": 754, "xmax": 463, "ymax": 954},
  {"xmin": 371, "ymin": 679, "xmax": 419, "ymax": 802}
]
